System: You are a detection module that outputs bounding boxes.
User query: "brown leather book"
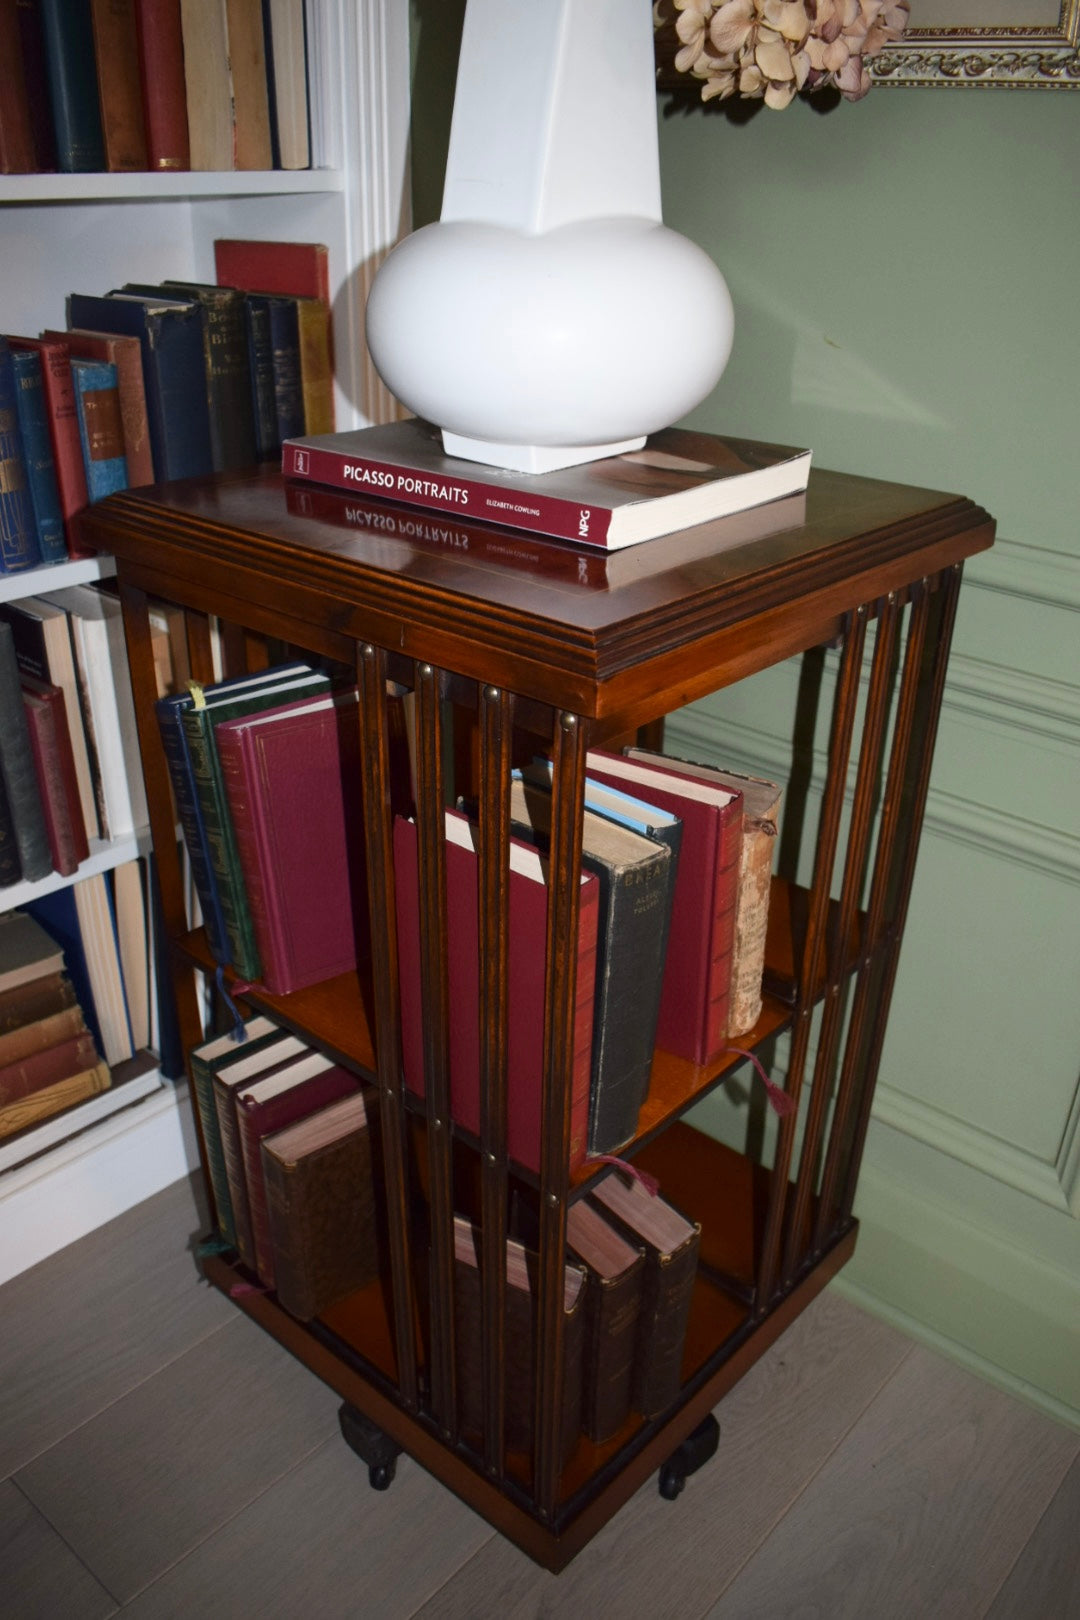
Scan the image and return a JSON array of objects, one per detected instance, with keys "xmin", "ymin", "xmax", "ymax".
[
  {"xmin": 0, "ymin": 1000, "xmax": 87, "ymax": 1068},
  {"xmin": 591, "ymin": 1170, "xmax": 700, "ymax": 1420},
  {"xmin": 179, "ymin": 0, "xmax": 233, "ymax": 170},
  {"xmin": 0, "ymin": 0, "xmax": 36, "ymax": 173},
  {"xmin": 261, "ymin": 1090, "xmax": 380, "ymax": 1322},
  {"xmin": 0, "ymin": 1059, "xmax": 110, "ymax": 1139},
  {"xmin": 90, "ymin": 0, "xmax": 149, "ymax": 172},
  {"xmin": 44, "ymin": 329, "xmax": 154, "ymax": 487},
  {"xmin": 22, "ymin": 674, "xmax": 91, "ymax": 875},
  {"xmin": 211, "ymin": 1028, "xmax": 308, "ymax": 1266},
  {"xmin": 566, "ymin": 1198, "xmax": 644, "ymax": 1443},
  {"xmin": 133, "ymin": 0, "xmax": 189, "ymax": 170},
  {"xmin": 0, "ymin": 1029, "xmax": 100, "ymax": 1106},
  {"xmin": 453, "ymin": 1215, "xmax": 586, "ymax": 1469},
  {"xmin": 224, "ymin": 0, "xmax": 272, "ymax": 170},
  {"xmin": 0, "ymin": 970, "xmax": 77, "ymax": 1034}
]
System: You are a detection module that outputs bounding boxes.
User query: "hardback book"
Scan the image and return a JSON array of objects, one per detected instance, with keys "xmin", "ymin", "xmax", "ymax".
[
  {"xmin": 89, "ymin": 0, "xmax": 149, "ymax": 172},
  {"xmin": 282, "ymin": 420, "xmax": 812, "ymax": 551},
  {"xmin": 13, "ymin": 0, "xmax": 57, "ymax": 172},
  {"xmin": 70, "ymin": 358, "xmax": 129, "ymax": 503},
  {"xmin": 0, "ymin": 968, "xmax": 77, "ymax": 1033},
  {"xmin": 111, "ymin": 858, "xmax": 149, "ymax": 1051},
  {"xmin": 73, "ymin": 869, "xmax": 135, "ymax": 1065},
  {"xmin": 38, "ymin": 0, "xmax": 107, "ymax": 172},
  {"xmin": 133, "ymin": 0, "xmax": 190, "ymax": 170},
  {"xmin": 179, "ymin": 662, "xmax": 332, "ymax": 982},
  {"xmin": 224, "ymin": 0, "xmax": 272, "ymax": 169},
  {"xmin": 1, "ymin": 594, "xmax": 101, "ymax": 841},
  {"xmin": 21, "ymin": 674, "xmax": 90, "ymax": 875},
  {"xmin": 584, "ymin": 749, "xmax": 744, "ymax": 1067},
  {"xmin": 0, "ymin": 622, "xmax": 52, "ymax": 881},
  {"xmin": 43, "ymin": 329, "xmax": 154, "ymax": 487},
  {"xmin": 41, "ymin": 583, "xmax": 147, "ymax": 840},
  {"xmin": 261, "ymin": 0, "xmax": 309, "ymax": 170},
  {"xmin": 507, "ymin": 776, "xmax": 673, "ymax": 1155},
  {"xmin": 65, "ymin": 291, "xmax": 214, "ymax": 482},
  {"xmin": 215, "ymin": 687, "xmax": 366, "ymax": 995},
  {"xmin": 565, "ymin": 1197, "xmax": 644, "ymax": 1443},
  {"xmin": 395, "ymin": 807, "xmax": 599, "ymax": 1176},
  {"xmin": 0, "ymin": 1027, "xmax": 100, "ymax": 1106},
  {"xmin": 0, "ymin": 911, "xmax": 64, "ymax": 994},
  {"xmin": 293, "ymin": 296, "xmax": 334, "ymax": 435},
  {"xmin": 239, "ymin": 294, "xmax": 278, "ymax": 460},
  {"xmin": 8, "ymin": 347, "xmax": 67, "ymax": 563},
  {"xmin": 261, "ymin": 1089, "xmax": 381, "ymax": 1321},
  {"xmin": 0, "ymin": 0, "xmax": 36, "ymax": 173},
  {"xmin": 626, "ymin": 751, "xmax": 782, "ymax": 1037},
  {"xmin": 214, "ymin": 237, "xmax": 331, "ymax": 304},
  {"xmin": 7, "ymin": 336, "xmax": 89, "ymax": 555},
  {"xmin": 245, "ymin": 293, "xmax": 304, "ymax": 446},
  {"xmin": 0, "ymin": 997, "xmax": 88, "ymax": 1068},
  {"xmin": 237, "ymin": 1049, "xmax": 359, "ymax": 1286},
  {"xmin": 0, "ymin": 773, "xmax": 20, "ymax": 886},
  {"xmin": 591, "ymin": 1170, "xmax": 701, "ymax": 1419},
  {"xmin": 158, "ymin": 282, "xmax": 257, "ymax": 470},
  {"xmin": 0, "ymin": 338, "xmax": 42, "ymax": 574},
  {"xmin": 178, "ymin": 0, "xmax": 233, "ymax": 169},
  {"xmin": 155, "ymin": 685, "xmax": 233, "ymax": 966},
  {"xmin": 453, "ymin": 1214, "xmax": 585, "ymax": 1468},
  {"xmin": 187, "ymin": 1013, "xmax": 283, "ymax": 1249},
  {"xmin": 25, "ymin": 884, "xmax": 106, "ymax": 1058},
  {"xmin": 212, "ymin": 1026, "xmax": 308, "ymax": 1261},
  {"xmin": 0, "ymin": 1058, "xmax": 110, "ymax": 1140}
]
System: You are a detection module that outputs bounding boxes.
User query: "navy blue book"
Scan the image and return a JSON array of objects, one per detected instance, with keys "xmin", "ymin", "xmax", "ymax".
[
  {"xmin": 70, "ymin": 358, "xmax": 129, "ymax": 502},
  {"xmin": 247, "ymin": 294, "xmax": 304, "ymax": 446},
  {"xmin": 10, "ymin": 348, "xmax": 67, "ymax": 564},
  {"xmin": 155, "ymin": 689, "xmax": 232, "ymax": 966},
  {"xmin": 38, "ymin": 0, "xmax": 106, "ymax": 173},
  {"xmin": 241, "ymin": 296, "xmax": 279, "ymax": 461},
  {"xmin": 0, "ymin": 339, "xmax": 43, "ymax": 574},
  {"xmin": 147, "ymin": 852, "xmax": 184, "ymax": 1079},
  {"xmin": 66, "ymin": 292, "xmax": 214, "ymax": 482},
  {"xmin": 25, "ymin": 883, "xmax": 105, "ymax": 1058}
]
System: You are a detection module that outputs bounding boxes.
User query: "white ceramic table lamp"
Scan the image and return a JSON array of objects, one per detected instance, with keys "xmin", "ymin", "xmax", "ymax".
[{"xmin": 365, "ymin": 0, "xmax": 734, "ymax": 474}]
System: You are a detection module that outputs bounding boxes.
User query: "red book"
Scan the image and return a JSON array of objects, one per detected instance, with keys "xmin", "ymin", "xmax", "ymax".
[
  {"xmin": 395, "ymin": 807, "xmax": 598, "ymax": 1176},
  {"xmin": 0, "ymin": 1029, "xmax": 100, "ymax": 1105},
  {"xmin": 282, "ymin": 420, "xmax": 812, "ymax": 551},
  {"xmin": 90, "ymin": 0, "xmax": 149, "ymax": 172},
  {"xmin": 133, "ymin": 0, "xmax": 190, "ymax": 170},
  {"xmin": 21, "ymin": 676, "xmax": 90, "ymax": 875},
  {"xmin": 215, "ymin": 688, "xmax": 367, "ymax": 995},
  {"xmin": 237, "ymin": 1049, "xmax": 360, "ymax": 1287},
  {"xmin": 43, "ymin": 328, "xmax": 154, "ymax": 486},
  {"xmin": 583, "ymin": 750, "xmax": 743, "ymax": 1067},
  {"xmin": 0, "ymin": 1, "xmax": 35, "ymax": 173},
  {"xmin": 8, "ymin": 336, "xmax": 89, "ymax": 555},
  {"xmin": 213, "ymin": 238, "xmax": 330, "ymax": 304}
]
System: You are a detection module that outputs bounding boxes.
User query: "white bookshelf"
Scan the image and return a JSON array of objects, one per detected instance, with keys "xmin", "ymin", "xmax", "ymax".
[{"xmin": 0, "ymin": 0, "xmax": 411, "ymax": 1281}]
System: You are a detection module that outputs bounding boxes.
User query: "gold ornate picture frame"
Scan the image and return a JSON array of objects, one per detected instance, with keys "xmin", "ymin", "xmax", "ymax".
[{"xmin": 870, "ymin": 0, "xmax": 1080, "ymax": 87}]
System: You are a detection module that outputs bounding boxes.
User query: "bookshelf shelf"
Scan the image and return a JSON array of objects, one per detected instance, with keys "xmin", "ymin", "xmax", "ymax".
[
  {"xmin": 0, "ymin": 170, "xmax": 347, "ymax": 207},
  {"xmin": 0, "ymin": 554, "xmax": 116, "ymax": 604},
  {"xmin": 0, "ymin": 829, "xmax": 149, "ymax": 913},
  {"xmin": 84, "ymin": 460, "xmax": 993, "ymax": 1570}
]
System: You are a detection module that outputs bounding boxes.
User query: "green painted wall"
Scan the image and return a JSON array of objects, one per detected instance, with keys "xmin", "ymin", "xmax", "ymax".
[{"xmin": 406, "ymin": 5, "xmax": 1080, "ymax": 1423}]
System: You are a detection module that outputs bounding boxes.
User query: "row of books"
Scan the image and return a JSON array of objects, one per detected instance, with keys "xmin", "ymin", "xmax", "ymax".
[
  {"xmin": 0, "ymin": 0, "xmax": 310, "ymax": 176},
  {"xmin": 1, "ymin": 238, "xmax": 334, "ymax": 572},
  {"xmin": 189, "ymin": 1007, "xmax": 700, "ymax": 1450},
  {"xmin": 0, "ymin": 587, "xmax": 152, "ymax": 886}
]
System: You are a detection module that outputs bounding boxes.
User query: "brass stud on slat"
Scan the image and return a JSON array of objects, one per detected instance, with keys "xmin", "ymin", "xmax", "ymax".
[
  {"xmin": 560, "ymin": 712, "xmax": 578, "ymax": 730},
  {"xmin": 484, "ymin": 685, "xmax": 500, "ymax": 701}
]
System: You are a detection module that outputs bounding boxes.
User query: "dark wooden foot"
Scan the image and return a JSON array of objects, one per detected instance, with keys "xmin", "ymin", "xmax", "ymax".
[
  {"xmin": 658, "ymin": 1412, "xmax": 720, "ymax": 1500},
  {"xmin": 338, "ymin": 1403, "xmax": 402, "ymax": 1491}
]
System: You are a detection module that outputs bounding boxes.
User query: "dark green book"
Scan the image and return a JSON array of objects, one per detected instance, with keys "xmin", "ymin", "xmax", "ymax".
[
  {"xmin": 181, "ymin": 664, "xmax": 332, "ymax": 983},
  {"xmin": 188, "ymin": 1013, "xmax": 283, "ymax": 1248}
]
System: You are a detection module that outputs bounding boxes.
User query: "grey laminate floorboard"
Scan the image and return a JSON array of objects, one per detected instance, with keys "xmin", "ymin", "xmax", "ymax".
[
  {"xmin": 985, "ymin": 1451, "xmax": 1080, "ymax": 1620},
  {"xmin": 1, "ymin": 1479, "xmax": 117, "ymax": 1620},
  {"xmin": 705, "ymin": 1346, "xmax": 1080, "ymax": 1620},
  {"xmin": 0, "ymin": 1175, "xmax": 232, "ymax": 1480},
  {"xmin": 15, "ymin": 1310, "xmax": 342, "ymax": 1604},
  {"xmin": 120, "ymin": 1435, "xmax": 496, "ymax": 1620},
  {"xmin": 413, "ymin": 1291, "xmax": 912, "ymax": 1620}
]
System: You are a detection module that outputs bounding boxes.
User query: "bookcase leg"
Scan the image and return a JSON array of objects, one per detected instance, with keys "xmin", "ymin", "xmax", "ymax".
[
  {"xmin": 658, "ymin": 1413, "xmax": 720, "ymax": 1501},
  {"xmin": 338, "ymin": 1404, "xmax": 402, "ymax": 1491}
]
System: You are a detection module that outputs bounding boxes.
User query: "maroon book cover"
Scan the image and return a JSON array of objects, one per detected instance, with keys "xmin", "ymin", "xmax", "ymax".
[
  {"xmin": 215, "ymin": 688, "xmax": 367, "ymax": 996},
  {"xmin": 0, "ymin": 1028, "xmax": 100, "ymax": 1105},
  {"xmin": 214, "ymin": 238, "xmax": 331, "ymax": 304},
  {"xmin": 22, "ymin": 679, "xmax": 89, "ymax": 876},
  {"xmin": 395, "ymin": 807, "xmax": 598, "ymax": 1176},
  {"xmin": 22, "ymin": 673, "xmax": 89, "ymax": 866},
  {"xmin": 585, "ymin": 750, "xmax": 743, "ymax": 1066},
  {"xmin": 133, "ymin": 0, "xmax": 189, "ymax": 169},
  {"xmin": 237, "ymin": 1053, "xmax": 360, "ymax": 1287},
  {"xmin": 0, "ymin": 0, "xmax": 35, "ymax": 173},
  {"xmin": 90, "ymin": 0, "xmax": 148, "ymax": 172},
  {"xmin": 43, "ymin": 328, "xmax": 154, "ymax": 486},
  {"xmin": 8, "ymin": 336, "xmax": 89, "ymax": 555}
]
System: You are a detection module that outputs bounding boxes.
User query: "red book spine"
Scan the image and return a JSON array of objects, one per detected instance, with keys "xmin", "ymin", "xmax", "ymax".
[
  {"xmin": 284, "ymin": 439, "xmax": 615, "ymax": 547},
  {"xmin": 134, "ymin": 0, "xmax": 190, "ymax": 169},
  {"xmin": 90, "ymin": 0, "xmax": 149, "ymax": 172},
  {"xmin": 214, "ymin": 239, "xmax": 330, "ymax": 303},
  {"xmin": 9, "ymin": 337, "xmax": 90, "ymax": 555},
  {"xmin": 44, "ymin": 329, "xmax": 155, "ymax": 486},
  {"xmin": 0, "ymin": 1030, "xmax": 100, "ymax": 1105},
  {"xmin": 22, "ymin": 688, "xmax": 79, "ymax": 876},
  {"xmin": 23, "ymin": 680, "xmax": 90, "ymax": 869},
  {"xmin": 0, "ymin": 1, "xmax": 35, "ymax": 173}
]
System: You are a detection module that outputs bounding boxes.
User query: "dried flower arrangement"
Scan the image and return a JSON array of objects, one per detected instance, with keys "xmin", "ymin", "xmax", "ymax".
[{"xmin": 654, "ymin": 0, "xmax": 910, "ymax": 107}]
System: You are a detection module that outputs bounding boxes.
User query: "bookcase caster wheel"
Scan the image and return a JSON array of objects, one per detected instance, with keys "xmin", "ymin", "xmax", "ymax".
[
  {"xmin": 338, "ymin": 1403, "xmax": 402, "ymax": 1492},
  {"xmin": 659, "ymin": 1413, "xmax": 720, "ymax": 1501}
]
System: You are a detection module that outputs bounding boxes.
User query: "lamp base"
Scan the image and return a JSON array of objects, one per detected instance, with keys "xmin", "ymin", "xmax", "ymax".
[{"xmin": 441, "ymin": 430, "xmax": 647, "ymax": 476}]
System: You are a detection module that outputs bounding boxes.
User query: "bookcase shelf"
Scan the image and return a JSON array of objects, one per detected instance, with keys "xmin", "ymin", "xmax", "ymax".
[
  {"xmin": 0, "ymin": 170, "xmax": 346, "ymax": 207},
  {"xmin": 83, "ymin": 459, "xmax": 993, "ymax": 1570}
]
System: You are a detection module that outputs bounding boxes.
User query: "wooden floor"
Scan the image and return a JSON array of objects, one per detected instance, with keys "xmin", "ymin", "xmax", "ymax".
[{"xmin": 3, "ymin": 1174, "xmax": 1078, "ymax": 1620}]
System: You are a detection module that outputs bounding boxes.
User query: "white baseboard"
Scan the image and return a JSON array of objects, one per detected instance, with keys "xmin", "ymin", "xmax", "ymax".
[{"xmin": 0, "ymin": 1080, "xmax": 201, "ymax": 1287}]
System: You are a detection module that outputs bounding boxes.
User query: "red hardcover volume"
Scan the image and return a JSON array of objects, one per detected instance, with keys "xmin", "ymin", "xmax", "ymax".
[
  {"xmin": 0, "ymin": 1029, "xmax": 99, "ymax": 1105},
  {"xmin": 395, "ymin": 808, "xmax": 598, "ymax": 1176},
  {"xmin": 8, "ymin": 336, "xmax": 89, "ymax": 555},
  {"xmin": 282, "ymin": 419, "xmax": 812, "ymax": 551},
  {"xmin": 21, "ymin": 676, "xmax": 89, "ymax": 875},
  {"xmin": 213, "ymin": 238, "xmax": 331, "ymax": 304},
  {"xmin": 133, "ymin": 0, "xmax": 190, "ymax": 169},
  {"xmin": 584, "ymin": 750, "xmax": 743, "ymax": 1067},
  {"xmin": 215, "ymin": 689, "xmax": 367, "ymax": 995},
  {"xmin": 44, "ymin": 328, "xmax": 154, "ymax": 487}
]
